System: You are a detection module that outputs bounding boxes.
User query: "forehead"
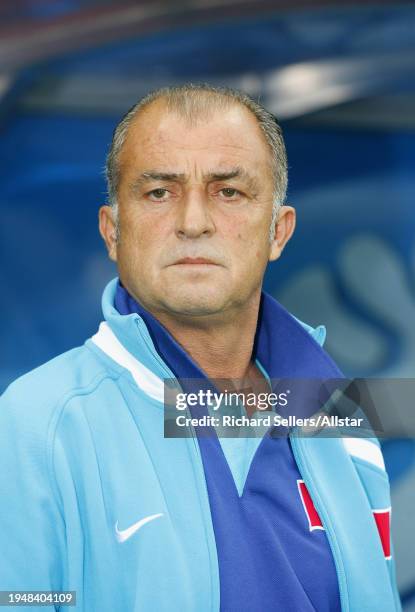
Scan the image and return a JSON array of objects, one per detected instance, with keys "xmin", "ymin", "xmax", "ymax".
[{"xmin": 119, "ymin": 100, "xmax": 273, "ymax": 176}]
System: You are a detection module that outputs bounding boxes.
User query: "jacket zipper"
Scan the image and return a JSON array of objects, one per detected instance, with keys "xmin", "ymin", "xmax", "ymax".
[{"xmin": 290, "ymin": 434, "xmax": 349, "ymax": 612}]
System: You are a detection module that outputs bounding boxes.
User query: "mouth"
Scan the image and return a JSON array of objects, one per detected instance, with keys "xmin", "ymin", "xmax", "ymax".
[{"xmin": 172, "ymin": 257, "xmax": 220, "ymax": 265}]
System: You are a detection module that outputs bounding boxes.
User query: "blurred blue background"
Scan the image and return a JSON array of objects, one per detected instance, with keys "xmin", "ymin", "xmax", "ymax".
[{"xmin": 0, "ymin": 0, "xmax": 414, "ymax": 607}]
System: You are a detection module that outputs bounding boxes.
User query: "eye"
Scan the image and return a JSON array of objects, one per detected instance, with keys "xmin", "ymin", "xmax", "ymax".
[
  {"xmin": 148, "ymin": 188, "xmax": 169, "ymax": 200},
  {"xmin": 219, "ymin": 188, "xmax": 240, "ymax": 198}
]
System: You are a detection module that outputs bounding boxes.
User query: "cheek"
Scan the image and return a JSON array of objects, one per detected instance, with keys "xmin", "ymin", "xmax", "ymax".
[
  {"xmin": 121, "ymin": 212, "xmax": 161, "ymax": 249},
  {"xmin": 235, "ymin": 232, "xmax": 261, "ymax": 258},
  {"xmin": 233, "ymin": 222, "xmax": 266, "ymax": 253},
  {"xmin": 231, "ymin": 207, "xmax": 270, "ymax": 241}
]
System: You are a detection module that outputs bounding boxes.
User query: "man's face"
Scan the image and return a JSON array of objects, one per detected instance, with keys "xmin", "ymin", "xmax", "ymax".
[{"xmin": 100, "ymin": 100, "xmax": 294, "ymax": 320}]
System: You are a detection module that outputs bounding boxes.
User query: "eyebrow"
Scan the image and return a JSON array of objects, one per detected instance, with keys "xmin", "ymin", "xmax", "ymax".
[
  {"xmin": 205, "ymin": 168, "xmax": 250, "ymax": 182},
  {"xmin": 130, "ymin": 167, "xmax": 258, "ymax": 192}
]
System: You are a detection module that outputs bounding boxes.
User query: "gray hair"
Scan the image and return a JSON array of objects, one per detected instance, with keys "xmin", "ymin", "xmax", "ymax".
[{"xmin": 105, "ymin": 84, "xmax": 288, "ymax": 243}]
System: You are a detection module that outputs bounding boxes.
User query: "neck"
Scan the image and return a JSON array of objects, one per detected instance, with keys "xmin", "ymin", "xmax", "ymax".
[{"xmin": 148, "ymin": 291, "xmax": 262, "ymax": 382}]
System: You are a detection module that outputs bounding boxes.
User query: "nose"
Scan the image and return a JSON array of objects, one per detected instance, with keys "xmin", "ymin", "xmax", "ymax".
[{"xmin": 175, "ymin": 188, "xmax": 215, "ymax": 240}]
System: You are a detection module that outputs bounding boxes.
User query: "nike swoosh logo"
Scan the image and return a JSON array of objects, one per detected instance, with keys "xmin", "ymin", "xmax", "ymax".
[{"xmin": 115, "ymin": 513, "xmax": 164, "ymax": 543}]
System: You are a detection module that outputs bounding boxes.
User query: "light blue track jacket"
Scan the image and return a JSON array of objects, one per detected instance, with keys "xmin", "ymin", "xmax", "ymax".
[{"xmin": 0, "ymin": 278, "xmax": 401, "ymax": 611}]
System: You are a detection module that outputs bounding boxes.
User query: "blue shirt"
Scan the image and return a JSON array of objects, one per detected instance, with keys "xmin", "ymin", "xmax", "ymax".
[{"xmin": 115, "ymin": 282, "xmax": 341, "ymax": 612}]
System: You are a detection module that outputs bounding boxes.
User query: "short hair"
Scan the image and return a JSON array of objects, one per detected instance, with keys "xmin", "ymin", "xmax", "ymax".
[{"xmin": 105, "ymin": 84, "xmax": 288, "ymax": 240}]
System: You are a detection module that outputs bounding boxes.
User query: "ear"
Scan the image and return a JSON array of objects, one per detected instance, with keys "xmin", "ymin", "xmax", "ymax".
[
  {"xmin": 269, "ymin": 205, "xmax": 296, "ymax": 262},
  {"xmin": 99, "ymin": 205, "xmax": 118, "ymax": 262}
]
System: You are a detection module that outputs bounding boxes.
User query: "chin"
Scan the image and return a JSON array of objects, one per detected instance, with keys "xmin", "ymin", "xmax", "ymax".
[{"xmin": 162, "ymin": 289, "xmax": 228, "ymax": 317}]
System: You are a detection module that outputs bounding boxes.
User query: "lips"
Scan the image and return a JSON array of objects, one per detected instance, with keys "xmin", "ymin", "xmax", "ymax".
[{"xmin": 173, "ymin": 257, "xmax": 218, "ymax": 265}]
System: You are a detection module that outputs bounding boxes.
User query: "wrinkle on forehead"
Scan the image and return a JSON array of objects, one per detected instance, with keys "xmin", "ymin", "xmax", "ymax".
[{"xmin": 131, "ymin": 126, "xmax": 260, "ymax": 155}]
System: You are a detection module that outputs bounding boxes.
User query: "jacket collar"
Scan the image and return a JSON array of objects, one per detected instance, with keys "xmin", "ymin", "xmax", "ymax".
[{"xmin": 102, "ymin": 277, "xmax": 343, "ymax": 386}]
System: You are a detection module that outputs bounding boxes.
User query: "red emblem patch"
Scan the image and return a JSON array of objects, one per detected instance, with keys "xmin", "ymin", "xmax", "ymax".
[
  {"xmin": 297, "ymin": 479, "xmax": 324, "ymax": 531},
  {"xmin": 373, "ymin": 508, "xmax": 391, "ymax": 559}
]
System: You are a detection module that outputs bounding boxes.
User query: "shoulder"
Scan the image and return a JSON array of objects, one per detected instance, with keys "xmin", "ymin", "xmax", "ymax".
[{"xmin": 0, "ymin": 342, "xmax": 119, "ymax": 434}]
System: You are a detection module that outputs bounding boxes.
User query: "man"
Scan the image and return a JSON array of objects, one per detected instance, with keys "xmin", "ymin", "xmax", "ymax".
[{"xmin": 0, "ymin": 85, "xmax": 401, "ymax": 611}]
